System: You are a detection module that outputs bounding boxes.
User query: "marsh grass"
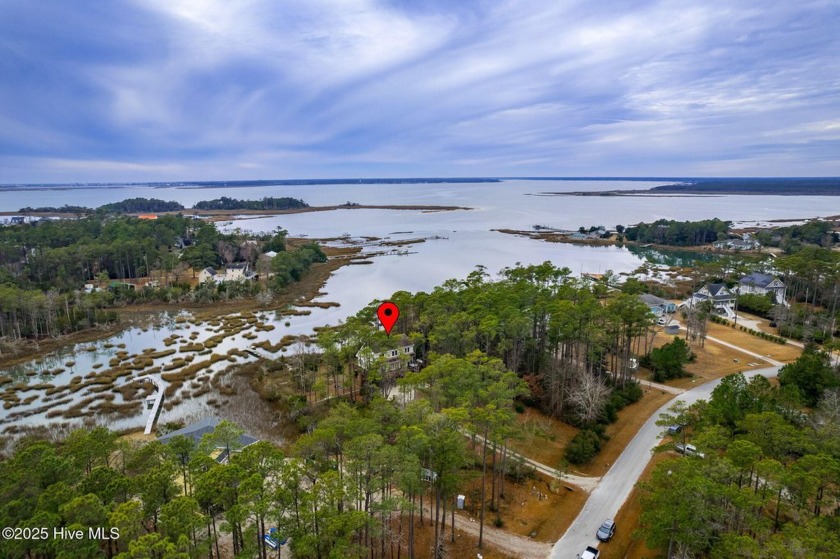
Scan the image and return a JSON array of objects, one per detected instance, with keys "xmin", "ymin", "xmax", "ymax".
[
  {"xmin": 297, "ymin": 301, "xmax": 340, "ymax": 309},
  {"xmin": 95, "ymin": 400, "xmax": 139, "ymax": 417},
  {"xmin": 163, "ymin": 358, "xmax": 187, "ymax": 371},
  {"xmin": 30, "ymin": 383, "xmax": 54, "ymax": 390}
]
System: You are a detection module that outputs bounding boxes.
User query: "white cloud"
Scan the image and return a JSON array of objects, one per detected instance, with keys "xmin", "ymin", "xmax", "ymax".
[{"xmin": 0, "ymin": 0, "xmax": 838, "ymax": 180}]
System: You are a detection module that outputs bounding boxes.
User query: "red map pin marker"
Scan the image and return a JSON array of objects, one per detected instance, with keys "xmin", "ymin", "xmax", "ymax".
[{"xmin": 376, "ymin": 301, "xmax": 399, "ymax": 335}]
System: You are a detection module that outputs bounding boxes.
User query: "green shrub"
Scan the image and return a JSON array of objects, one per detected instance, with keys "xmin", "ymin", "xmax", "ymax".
[{"xmin": 565, "ymin": 430, "xmax": 602, "ymax": 465}]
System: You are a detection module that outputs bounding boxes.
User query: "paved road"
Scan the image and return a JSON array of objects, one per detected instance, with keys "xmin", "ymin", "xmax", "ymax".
[{"xmin": 548, "ymin": 364, "xmax": 782, "ymax": 559}]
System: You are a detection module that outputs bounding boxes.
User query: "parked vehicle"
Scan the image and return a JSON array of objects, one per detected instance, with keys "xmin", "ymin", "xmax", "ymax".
[
  {"xmin": 578, "ymin": 545, "xmax": 600, "ymax": 559},
  {"xmin": 675, "ymin": 443, "xmax": 705, "ymax": 459},
  {"xmin": 666, "ymin": 424, "xmax": 683, "ymax": 435},
  {"xmin": 264, "ymin": 528, "xmax": 287, "ymax": 550},
  {"xmin": 596, "ymin": 519, "xmax": 616, "ymax": 542}
]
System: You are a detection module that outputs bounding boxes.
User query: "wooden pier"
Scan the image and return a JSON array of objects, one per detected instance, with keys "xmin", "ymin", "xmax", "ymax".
[{"xmin": 143, "ymin": 377, "xmax": 165, "ymax": 435}]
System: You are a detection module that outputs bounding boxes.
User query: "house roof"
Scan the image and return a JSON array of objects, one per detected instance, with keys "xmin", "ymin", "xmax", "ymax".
[
  {"xmin": 706, "ymin": 283, "xmax": 729, "ymax": 297},
  {"xmin": 640, "ymin": 293, "xmax": 669, "ymax": 307},
  {"xmin": 201, "ymin": 267, "xmax": 216, "ymax": 275},
  {"xmin": 226, "ymin": 263, "xmax": 248, "ymax": 270},
  {"xmin": 740, "ymin": 272, "xmax": 777, "ymax": 288},
  {"xmin": 158, "ymin": 417, "xmax": 258, "ymax": 448}
]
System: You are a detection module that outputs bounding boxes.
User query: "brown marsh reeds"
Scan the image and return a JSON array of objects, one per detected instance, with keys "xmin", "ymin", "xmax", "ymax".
[
  {"xmin": 163, "ymin": 358, "xmax": 187, "ymax": 371},
  {"xmin": 296, "ymin": 301, "xmax": 340, "ymax": 309},
  {"xmin": 161, "ymin": 353, "xmax": 225, "ymax": 383}
]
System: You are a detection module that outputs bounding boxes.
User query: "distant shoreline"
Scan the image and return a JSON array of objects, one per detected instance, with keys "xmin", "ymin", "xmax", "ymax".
[
  {"xmin": 540, "ymin": 177, "xmax": 840, "ymax": 196},
  {"xmin": 0, "ymin": 204, "xmax": 472, "ymax": 219},
  {"xmin": 0, "ymin": 178, "xmax": 501, "ymax": 191}
]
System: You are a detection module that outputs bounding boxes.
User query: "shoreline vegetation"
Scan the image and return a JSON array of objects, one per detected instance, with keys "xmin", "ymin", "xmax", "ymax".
[
  {"xmin": 7, "ymin": 196, "xmax": 472, "ymax": 217},
  {"xmin": 496, "ymin": 212, "xmax": 839, "ymax": 253}
]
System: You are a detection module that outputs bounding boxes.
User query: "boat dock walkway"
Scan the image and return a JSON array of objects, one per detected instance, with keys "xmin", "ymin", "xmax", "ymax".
[{"xmin": 143, "ymin": 377, "xmax": 165, "ymax": 435}]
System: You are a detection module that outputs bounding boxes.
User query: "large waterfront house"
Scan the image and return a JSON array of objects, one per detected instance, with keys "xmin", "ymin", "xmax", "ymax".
[
  {"xmin": 739, "ymin": 272, "xmax": 787, "ymax": 305},
  {"xmin": 356, "ymin": 336, "xmax": 417, "ymax": 373},
  {"xmin": 682, "ymin": 283, "xmax": 737, "ymax": 319},
  {"xmin": 639, "ymin": 293, "xmax": 677, "ymax": 317}
]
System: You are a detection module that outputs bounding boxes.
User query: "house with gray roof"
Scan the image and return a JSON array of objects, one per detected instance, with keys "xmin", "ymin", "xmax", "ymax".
[
  {"xmin": 739, "ymin": 272, "xmax": 787, "ymax": 305},
  {"xmin": 639, "ymin": 293, "xmax": 677, "ymax": 317},
  {"xmin": 158, "ymin": 417, "xmax": 258, "ymax": 463},
  {"xmin": 681, "ymin": 283, "xmax": 736, "ymax": 319},
  {"xmin": 197, "ymin": 267, "xmax": 217, "ymax": 283}
]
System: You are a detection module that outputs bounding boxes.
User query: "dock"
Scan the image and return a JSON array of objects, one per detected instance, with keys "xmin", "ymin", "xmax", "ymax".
[{"xmin": 143, "ymin": 377, "xmax": 165, "ymax": 435}]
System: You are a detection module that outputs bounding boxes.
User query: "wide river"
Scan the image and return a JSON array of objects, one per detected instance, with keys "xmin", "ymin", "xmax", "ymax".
[{"xmin": 1, "ymin": 179, "xmax": 837, "ymax": 434}]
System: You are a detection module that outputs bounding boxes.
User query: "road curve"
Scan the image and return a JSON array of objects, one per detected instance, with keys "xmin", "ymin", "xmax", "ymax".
[{"xmin": 548, "ymin": 365, "xmax": 782, "ymax": 559}]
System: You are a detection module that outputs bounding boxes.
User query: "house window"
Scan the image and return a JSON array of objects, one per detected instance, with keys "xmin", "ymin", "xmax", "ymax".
[{"xmin": 403, "ymin": 347, "xmax": 411, "ymax": 354}]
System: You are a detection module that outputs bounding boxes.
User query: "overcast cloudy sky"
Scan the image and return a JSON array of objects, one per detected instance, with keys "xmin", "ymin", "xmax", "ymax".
[{"xmin": 1, "ymin": 0, "xmax": 839, "ymax": 183}]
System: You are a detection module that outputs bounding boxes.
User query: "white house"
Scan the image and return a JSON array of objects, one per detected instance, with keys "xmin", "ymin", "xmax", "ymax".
[
  {"xmin": 682, "ymin": 283, "xmax": 736, "ymax": 319},
  {"xmin": 738, "ymin": 272, "xmax": 787, "ymax": 305},
  {"xmin": 223, "ymin": 263, "xmax": 254, "ymax": 281},
  {"xmin": 198, "ymin": 267, "xmax": 217, "ymax": 283},
  {"xmin": 356, "ymin": 336, "xmax": 416, "ymax": 373},
  {"xmin": 263, "ymin": 250, "xmax": 278, "ymax": 258}
]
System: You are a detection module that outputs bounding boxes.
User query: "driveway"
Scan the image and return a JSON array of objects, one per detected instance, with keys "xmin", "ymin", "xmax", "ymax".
[{"xmin": 547, "ymin": 364, "xmax": 781, "ymax": 558}]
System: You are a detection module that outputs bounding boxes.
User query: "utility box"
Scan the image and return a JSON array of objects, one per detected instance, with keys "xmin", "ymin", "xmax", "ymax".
[{"xmin": 456, "ymin": 495, "xmax": 465, "ymax": 510}]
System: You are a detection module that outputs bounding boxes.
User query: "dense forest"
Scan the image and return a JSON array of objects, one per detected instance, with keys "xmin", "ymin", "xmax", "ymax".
[
  {"xmin": 312, "ymin": 263, "xmax": 654, "ymax": 470},
  {"xmin": 17, "ymin": 205, "xmax": 93, "ymax": 214},
  {"xmin": 193, "ymin": 197, "xmax": 309, "ymax": 211},
  {"xmin": 755, "ymin": 220, "xmax": 839, "ymax": 251},
  {"xmin": 17, "ymin": 196, "xmax": 309, "ymax": 215},
  {"xmin": 624, "ymin": 218, "xmax": 731, "ymax": 246},
  {"xmin": 19, "ymin": 198, "xmax": 186, "ymax": 214},
  {"xmin": 640, "ymin": 347, "xmax": 840, "ymax": 558}
]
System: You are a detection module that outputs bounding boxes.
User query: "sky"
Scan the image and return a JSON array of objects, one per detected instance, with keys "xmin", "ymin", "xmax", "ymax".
[{"xmin": 1, "ymin": 0, "xmax": 839, "ymax": 183}]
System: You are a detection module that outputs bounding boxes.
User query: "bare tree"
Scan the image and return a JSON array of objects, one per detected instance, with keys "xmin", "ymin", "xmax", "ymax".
[
  {"xmin": 568, "ymin": 371, "xmax": 610, "ymax": 425},
  {"xmin": 216, "ymin": 241, "xmax": 237, "ymax": 264}
]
